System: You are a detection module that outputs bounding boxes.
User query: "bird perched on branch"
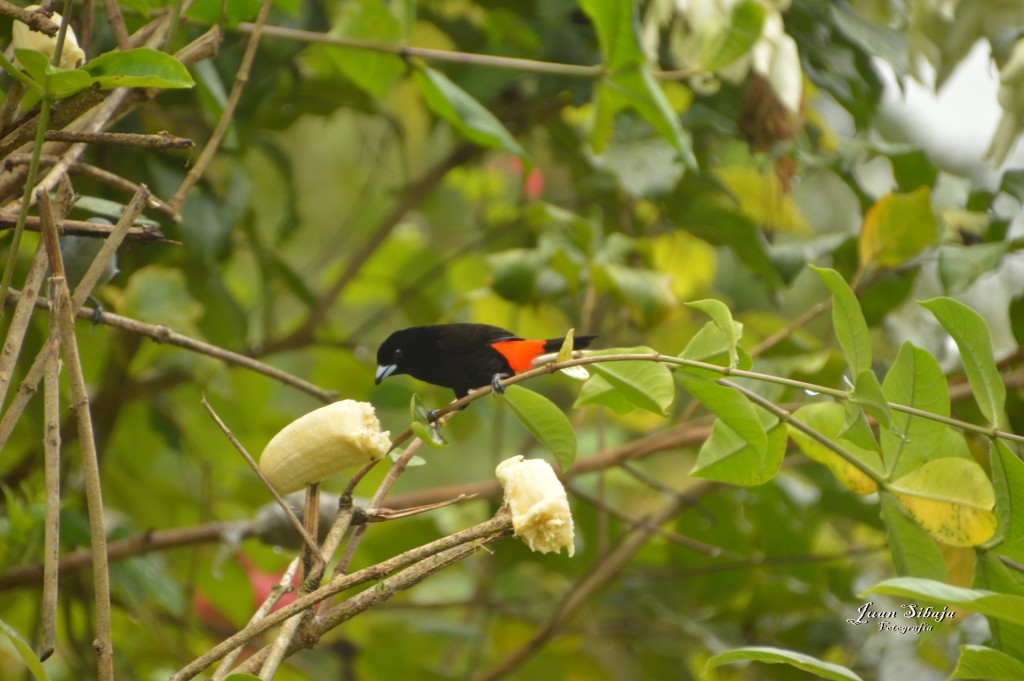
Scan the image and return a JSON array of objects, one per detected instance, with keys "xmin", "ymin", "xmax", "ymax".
[{"xmin": 375, "ymin": 323, "xmax": 596, "ymax": 399}]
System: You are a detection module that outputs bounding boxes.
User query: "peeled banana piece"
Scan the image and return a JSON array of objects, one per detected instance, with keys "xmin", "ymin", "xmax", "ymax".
[
  {"xmin": 496, "ymin": 455, "xmax": 575, "ymax": 557},
  {"xmin": 259, "ymin": 400, "xmax": 391, "ymax": 494}
]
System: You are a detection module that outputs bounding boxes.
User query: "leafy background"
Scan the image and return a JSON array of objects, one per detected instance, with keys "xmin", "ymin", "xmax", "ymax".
[{"xmin": 1, "ymin": 0, "xmax": 1024, "ymax": 680}]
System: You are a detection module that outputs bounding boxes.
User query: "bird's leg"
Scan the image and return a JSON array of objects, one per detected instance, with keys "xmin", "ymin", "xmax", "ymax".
[
  {"xmin": 491, "ymin": 373, "xmax": 510, "ymax": 395},
  {"xmin": 87, "ymin": 295, "xmax": 105, "ymax": 326}
]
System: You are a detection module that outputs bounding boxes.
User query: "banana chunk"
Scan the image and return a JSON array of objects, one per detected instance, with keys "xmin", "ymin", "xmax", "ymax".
[
  {"xmin": 13, "ymin": 6, "xmax": 86, "ymax": 69},
  {"xmin": 259, "ymin": 400, "xmax": 391, "ymax": 494},
  {"xmin": 496, "ymin": 455, "xmax": 575, "ymax": 557}
]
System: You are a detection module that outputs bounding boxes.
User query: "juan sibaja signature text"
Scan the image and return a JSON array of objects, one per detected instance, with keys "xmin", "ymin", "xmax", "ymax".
[{"xmin": 846, "ymin": 601, "xmax": 954, "ymax": 634}]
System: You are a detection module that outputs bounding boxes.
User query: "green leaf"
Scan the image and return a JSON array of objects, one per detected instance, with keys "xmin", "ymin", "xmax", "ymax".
[
  {"xmin": 705, "ymin": 1, "xmax": 766, "ymax": 72},
  {"xmin": 677, "ymin": 373, "xmax": 766, "ymax": 455},
  {"xmin": 851, "ymin": 369, "xmax": 890, "ymax": 429},
  {"xmin": 319, "ymin": 0, "xmax": 405, "ymax": 98},
  {"xmin": 880, "ymin": 342, "xmax": 950, "ymax": 479},
  {"xmin": 592, "ymin": 262, "xmax": 675, "ymax": 328},
  {"xmin": 578, "ymin": 0, "xmax": 644, "ymax": 71},
  {"xmin": 680, "ymin": 319, "xmax": 749, "ymax": 372},
  {"xmin": 974, "ymin": 553, "xmax": 1024, "ymax": 661},
  {"xmin": 789, "ymin": 402, "xmax": 882, "ymax": 494},
  {"xmin": 610, "ymin": 69, "xmax": 694, "ymax": 164},
  {"xmin": 950, "ymin": 645, "xmax": 1024, "ymax": 681},
  {"xmin": 858, "ymin": 187, "xmax": 937, "ymax": 268},
  {"xmin": 83, "ymin": 48, "xmax": 194, "ymax": 89},
  {"xmin": 185, "ymin": 0, "xmax": 261, "ymax": 26},
  {"xmin": 410, "ymin": 420, "xmax": 447, "ymax": 448},
  {"xmin": 991, "ymin": 440, "xmax": 1024, "ymax": 561},
  {"xmin": 573, "ymin": 373, "xmax": 635, "ymax": 414},
  {"xmin": 938, "ymin": 242, "xmax": 1009, "ymax": 294},
  {"xmin": 919, "ymin": 297, "xmax": 1006, "ymax": 428},
  {"xmin": 224, "ymin": 674, "xmax": 264, "ymax": 681},
  {"xmin": 839, "ymin": 401, "xmax": 880, "ymax": 453},
  {"xmin": 880, "ymin": 492, "xmax": 947, "ymax": 581},
  {"xmin": 503, "ymin": 385, "xmax": 577, "ymax": 471},
  {"xmin": 685, "ymin": 299, "xmax": 739, "ymax": 368},
  {"xmin": 811, "ymin": 266, "xmax": 871, "ymax": 377},
  {"xmin": 890, "ymin": 458, "xmax": 997, "ymax": 547},
  {"xmin": 705, "ymin": 646, "xmax": 864, "ymax": 681},
  {"xmin": 0, "ymin": 617, "xmax": 50, "ymax": 681},
  {"xmin": 862, "ymin": 577, "xmax": 1024, "ymax": 626},
  {"xmin": 14, "ymin": 49, "xmax": 92, "ymax": 99},
  {"xmin": 587, "ymin": 347, "xmax": 674, "ymax": 416},
  {"xmin": 691, "ymin": 407, "xmax": 784, "ymax": 486},
  {"xmin": 413, "ymin": 66, "xmax": 527, "ymax": 158},
  {"xmin": 830, "ymin": 3, "xmax": 909, "ymax": 77}
]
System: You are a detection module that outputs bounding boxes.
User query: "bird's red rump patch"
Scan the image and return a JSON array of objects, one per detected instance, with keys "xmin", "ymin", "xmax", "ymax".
[{"xmin": 490, "ymin": 340, "xmax": 546, "ymax": 373}]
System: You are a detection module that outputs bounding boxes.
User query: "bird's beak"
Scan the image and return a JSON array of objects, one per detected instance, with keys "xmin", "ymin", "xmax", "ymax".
[{"xmin": 375, "ymin": 364, "xmax": 397, "ymax": 385}]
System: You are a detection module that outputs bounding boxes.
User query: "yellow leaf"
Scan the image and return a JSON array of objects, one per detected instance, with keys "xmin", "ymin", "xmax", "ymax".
[
  {"xmin": 891, "ymin": 458, "xmax": 997, "ymax": 547},
  {"xmin": 859, "ymin": 187, "xmax": 937, "ymax": 268},
  {"xmin": 788, "ymin": 403, "xmax": 881, "ymax": 495},
  {"xmin": 714, "ymin": 166, "xmax": 810, "ymax": 234}
]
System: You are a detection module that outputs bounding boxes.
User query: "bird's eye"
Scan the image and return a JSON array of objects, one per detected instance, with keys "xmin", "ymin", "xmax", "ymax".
[{"xmin": 393, "ymin": 348, "xmax": 403, "ymax": 361}]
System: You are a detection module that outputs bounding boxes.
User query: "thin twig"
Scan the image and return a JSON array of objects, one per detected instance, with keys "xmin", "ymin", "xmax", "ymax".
[
  {"xmin": 168, "ymin": 0, "xmax": 274, "ymax": 211},
  {"xmin": 0, "ymin": 242, "xmax": 49, "ymax": 405},
  {"xmin": 43, "ymin": 129, "xmax": 195, "ymax": 149},
  {"xmin": 0, "ymin": 215, "xmax": 169, "ymax": 243},
  {"xmin": 200, "ymin": 395, "xmax": 324, "ymax": 561},
  {"xmin": 3, "ymin": 154, "xmax": 181, "ymax": 221},
  {"xmin": 257, "ymin": 143, "xmax": 480, "ymax": 355},
  {"xmin": 473, "ymin": 498, "xmax": 688, "ymax": 681},
  {"xmin": 39, "ymin": 292, "xmax": 61, "ymax": 662},
  {"xmin": 101, "ymin": 0, "xmax": 132, "ymax": 49},
  {"xmin": 1, "ymin": 285, "xmax": 338, "ymax": 410},
  {"xmin": 0, "ymin": 1, "xmax": 58, "ymax": 35},
  {"xmin": 172, "ymin": 509, "xmax": 513, "ymax": 680},
  {"xmin": 211, "ymin": 557, "xmax": 300, "ymax": 681},
  {"xmin": 40, "ymin": 189, "xmax": 115, "ymax": 681},
  {"xmin": 238, "ymin": 22, "xmax": 604, "ymax": 77}
]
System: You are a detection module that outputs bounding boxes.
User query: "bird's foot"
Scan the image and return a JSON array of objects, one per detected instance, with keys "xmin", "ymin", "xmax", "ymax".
[
  {"xmin": 491, "ymin": 373, "xmax": 510, "ymax": 395},
  {"xmin": 89, "ymin": 298, "xmax": 105, "ymax": 326}
]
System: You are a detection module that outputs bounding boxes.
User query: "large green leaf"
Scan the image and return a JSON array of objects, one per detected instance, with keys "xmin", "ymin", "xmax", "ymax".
[
  {"xmin": 15, "ymin": 49, "xmax": 92, "ymax": 100},
  {"xmin": 974, "ymin": 553, "xmax": 1024, "ymax": 661},
  {"xmin": 858, "ymin": 187, "xmax": 936, "ymax": 268},
  {"xmin": 413, "ymin": 66, "xmax": 527, "ymax": 158},
  {"xmin": 811, "ymin": 266, "xmax": 871, "ymax": 377},
  {"xmin": 950, "ymin": 646, "xmax": 1024, "ymax": 681},
  {"xmin": 938, "ymin": 243, "xmax": 1010, "ymax": 294},
  {"xmin": 789, "ymin": 402, "xmax": 883, "ymax": 494},
  {"xmin": 851, "ymin": 369, "xmax": 890, "ymax": 429},
  {"xmin": 991, "ymin": 440, "xmax": 1024, "ymax": 561},
  {"xmin": 690, "ymin": 407, "xmax": 784, "ymax": 486},
  {"xmin": 890, "ymin": 458, "xmax": 997, "ymax": 547},
  {"xmin": 705, "ymin": 646, "xmax": 864, "ymax": 681},
  {"xmin": 578, "ymin": 0, "xmax": 644, "ymax": 71},
  {"xmin": 919, "ymin": 297, "xmax": 1006, "ymax": 428},
  {"xmin": 685, "ymin": 299, "xmax": 739, "ymax": 368},
  {"xmin": 0, "ymin": 617, "xmax": 50, "ymax": 681},
  {"xmin": 677, "ymin": 373, "xmax": 765, "ymax": 455},
  {"xmin": 705, "ymin": 1, "xmax": 766, "ymax": 72},
  {"xmin": 863, "ymin": 577, "xmax": 1024, "ymax": 626},
  {"xmin": 880, "ymin": 492, "xmax": 947, "ymax": 581},
  {"xmin": 595, "ymin": 68, "xmax": 695, "ymax": 164},
  {"xmin": 587, "ymin": 347, "xmax": 674, "ymax": 416},
  {"xmin": 83, "ymin": 48, "xmax": 195, "ymax": 89},
  {"xmin": 322, "ymin": 0, "xmax": 405, "ymax": 98},
  {"xmin": 573, "ymin": 373, "xmax": 635, "ymax": 414},
  {"xmin": 504, "ymin": 385, "xmax": 577, "ymax": 471},
  {"xmin": 880, "ymin": 341, "xmax": 950, "ymax": 479}
]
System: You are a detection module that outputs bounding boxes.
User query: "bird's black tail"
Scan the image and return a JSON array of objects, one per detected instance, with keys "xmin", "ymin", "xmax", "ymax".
[{"xmin": 542, "ymin": 335, "xmax": 597, "ymax": 353}]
